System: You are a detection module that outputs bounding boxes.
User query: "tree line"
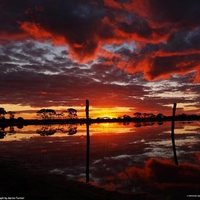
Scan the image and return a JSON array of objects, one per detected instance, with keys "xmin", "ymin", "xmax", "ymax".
[
  {"xmin": 117, "ymin": 112, "xmax": 200, "ymax": 120},
  {"xmin": 0, "ymin": 107, "xmax": 78, "ymax": 120},
  {"xmin": 36, "ymin": 108, "xmax": 78, "ymax": 120},
  {"xmin": 1, "ymin": 107, "xmax": 200, "ymax": 121},
  {"xmin": 0, "ymin": 108, "xmax": 16, "ymax": 120}
]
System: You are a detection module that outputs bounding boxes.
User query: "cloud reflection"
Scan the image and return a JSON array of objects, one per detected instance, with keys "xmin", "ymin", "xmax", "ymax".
[{"xmin": 0, "ymin": 121, "xmax": 200, "ymax": 199}]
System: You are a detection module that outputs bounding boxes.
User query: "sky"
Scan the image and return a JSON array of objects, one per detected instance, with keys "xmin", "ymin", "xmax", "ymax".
[{"xmin": 0, "ymin": 0, "xmax": 200, "ymax": 119}]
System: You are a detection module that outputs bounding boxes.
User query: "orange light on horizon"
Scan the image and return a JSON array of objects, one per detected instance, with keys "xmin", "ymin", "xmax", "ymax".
[
  {"xmin": 2, "ymin": 102, "xmax": 198, "ymax": 120},
  {"xmin": 0, "ymin": 105, "xmax": 133, "ymax": 119},
  {"xmin": 88, "ymin": 106, "xmax": 134, "ymax": 119}
]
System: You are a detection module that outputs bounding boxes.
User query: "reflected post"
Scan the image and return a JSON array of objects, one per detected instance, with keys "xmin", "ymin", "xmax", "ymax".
[
  {"xmin": 86, "ymin": 99, "xmax": 90, "ymax": 183},
  {"xmin": 171, "ymin": 103, "xmax": 179, "ymax": 165}
]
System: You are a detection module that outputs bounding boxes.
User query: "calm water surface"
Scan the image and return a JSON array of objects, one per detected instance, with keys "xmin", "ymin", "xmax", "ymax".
[{"xmin": 1, "ymin": 121, "xmax": 200, "ymax": 196}]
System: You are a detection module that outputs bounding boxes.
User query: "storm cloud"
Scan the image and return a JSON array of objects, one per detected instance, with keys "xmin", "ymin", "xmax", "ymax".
[{"xmin": 0, "ymin": 0, "xmax": 200, "ymax": 115}]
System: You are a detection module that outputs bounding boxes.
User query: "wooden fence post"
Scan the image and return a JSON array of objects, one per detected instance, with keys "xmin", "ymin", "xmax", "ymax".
[
  {"xmin": 86, "ymin": 99, "xmax": 90, "ymax": 182},
  {"xmin": 171, "ymin": 103, "xmax": 178, "ymax": 165}
]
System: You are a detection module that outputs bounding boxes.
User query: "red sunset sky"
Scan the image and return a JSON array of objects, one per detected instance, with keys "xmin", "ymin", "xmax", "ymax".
[{"xmin": 0, "ymin": 0, "xmax": 200, "ymax": 119}]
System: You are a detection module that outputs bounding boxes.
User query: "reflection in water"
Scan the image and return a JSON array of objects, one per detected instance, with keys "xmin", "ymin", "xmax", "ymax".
[
  {"xmin": 57, "ymin": 125, "xmax": 78, "ymax": 135},
  {"xmin": 0, "ymin": 121, "xmax": 200, "ymax": 199},
  {"xmin": 36, "ymin": 126, "xmax": 57, "ymax": 136},
  {"xmin": 66, "ymin": 125, "xmax": 77, "ymax": 135},
  {"xmin": 0, "ymin": 127, "xmax": 6, "ymax": 139},
  {"xmin": 0, "ymin": 126, "xmax": 16, "ymax": 139},
  {"xmin": 0, "ymin": 124, "xmax": 78, "ymax": 139},
  {"xmin": 36, "ymin": 125, "xmax": 78, "ymax": 136},
  {"xmin": 171, "ymin": 103, "xmax": 179, "ymax": 165},
  {"xmin": 0, "ymin": 121, "xmax": 161, "ymax": 140},
  {"xmin": 110, "ymin": 157, "xmax": 200, "ymax": 197}
]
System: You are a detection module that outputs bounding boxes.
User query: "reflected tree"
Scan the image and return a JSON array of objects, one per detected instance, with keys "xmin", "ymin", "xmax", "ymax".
[
  {"xmin": 134, "ymin": 122, "xmax": 142, "ymax": 127},
  {"xmin": 36, "ymin": 126, "xmax": 57, "ymax": 136},
  {"xmin": 157, "ymin": 122, "xmax": 163, "ymax": 126},
  {"xmin": 142, "ymin": 122, "xmax": 155, "ymax": 126},
  {"xmin": 58, "ymin": 124, "xmax": 78, "ymax": 135},
  {"xmin": 8, "ymin": 126, "xmax": 16, "ymax": 134},
  {"xmin": 0, "ymin": 126, "xmax": 6, "ymax": 139},
  {"xmin": 68, "ymin": 126, "xmax": 77, "ymax": 135},
  {"xmin": 171, "ymin": 103, "xmax": 178, "ymax": 165}
]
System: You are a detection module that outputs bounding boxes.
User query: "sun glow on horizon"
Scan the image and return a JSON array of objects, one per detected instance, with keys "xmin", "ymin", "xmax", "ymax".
[
  {"xmin": 89, "ymin": 107, "xmax": 134, "ymax": 119},
  {"xmin": 1, "ymin": 102, "xmax": 199, "ymax": 120},
  {"xmin": 0, "ymin": 103, "xmax": 135, "ymax": 119}
]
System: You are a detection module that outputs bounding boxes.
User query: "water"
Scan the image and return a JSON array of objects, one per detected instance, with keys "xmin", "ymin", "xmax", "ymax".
[{"xmin": 1, "ymin": 121, "xmax": 200, "ymax": 196}]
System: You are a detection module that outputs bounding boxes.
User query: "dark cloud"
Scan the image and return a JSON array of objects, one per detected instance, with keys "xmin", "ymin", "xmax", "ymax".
[
  {"xmin": 103, "ymin": 0, "xmax": 200, "ymax": 81},
  {"xmin": 0, "ymin": 40, "xmax": 147, "ymax": 108},
  {"xmin": 21, "ymin": 0, "xmax": 108, "ymax": 61},
  {"xmin": 1, "ymin": 0, "xmax": 200, "ymax": 70},
  {"xmin": 146, "ymin": 54, "xmax": 200, "ymax": 80},
  {"xmin": 134, "ymin": 0, "xmax": 200, "ymax": 28},
  {"xmin": 118, "ymin": 14, "xmax": 152, "ymax": 39},
  {"xmin": 0, "ymin": 0, "xmax": 200, "ymax": 114},
  {"xmin": 165, "ymin": 28, "xmax": 200, "ymax": 53},
  {"xmin": 1, "ymin": 39, "xmax": 198, "ymax": 114},
  {"xmin": 0, "ymin": 0, "xmax": 27, "ymax": 35}
]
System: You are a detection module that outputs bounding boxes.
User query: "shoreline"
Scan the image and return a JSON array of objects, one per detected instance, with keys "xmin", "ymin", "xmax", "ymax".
[
  {"xmin": 0, "ymin": 157, "xmax": 154, "ymax": 200},
  {"xmin": 0, "ymin": 116, "xmax": 199, "ymax": 127}
]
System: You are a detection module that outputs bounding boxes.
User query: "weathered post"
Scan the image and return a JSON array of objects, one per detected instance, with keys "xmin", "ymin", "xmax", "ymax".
[
  {"xmin": 86, "ymin": 99, "xmax": 90, "ymax": 182},
  {"xmin": 171, "ymin": 103, "xmax": 178, "ymax": 165}
]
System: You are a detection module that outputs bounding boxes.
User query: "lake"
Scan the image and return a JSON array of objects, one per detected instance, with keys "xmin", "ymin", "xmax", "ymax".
[{"xmin": 1, "ymin": 121, "xmax": 200, "ymax": 197}]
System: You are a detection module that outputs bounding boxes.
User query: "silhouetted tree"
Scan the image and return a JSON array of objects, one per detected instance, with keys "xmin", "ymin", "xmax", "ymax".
[
  {"xmin": 149, "ymin": 113, "xmax": 156, "ymax": 118},
  {"xmin": 0, "ymin": 108, "xmax": 6, "ymax": 119},
  {"xmin": 123, "ymin": 115, "xmax": 131, "ymax": 120},
  {"xmin": 66, "ymin": 108, "xmax": 77, "ymax": 119},
  {"xmin": 7, "ymin": 111, "xmax": 15, "ymax": 120},
  {"xmin": 177, "ymin": 113, "xmax": 187, "ymax": 120},
  {"xmin": 56, "ymin": 111, "xmax": 64, "ymax": 119},
  {"xmin": 17, "ymin": 117, "xmax": 24, "ymax": 122},
  {"xmin": 143, "ymin": 113, "xmax": 147, "ymax": 118},
  {"xmin": 156, "ymin": 113, "xmax": 164, "ymax": 119},
  {"xmin": 134, "ymin": 112, "xmax": 142, "ymax": 118},
  {"xmin": 37, "ymin": 109, "xmax": 56, "ymax": 120},
  {"xmin": 143, "ymin": 113, "xmax": 155, "ymax": 118}
]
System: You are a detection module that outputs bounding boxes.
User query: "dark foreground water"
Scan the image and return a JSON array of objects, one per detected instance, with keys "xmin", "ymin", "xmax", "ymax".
[{"xmin": 0, "ymin": 121, "xmax": 200, "ymax": 198}]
